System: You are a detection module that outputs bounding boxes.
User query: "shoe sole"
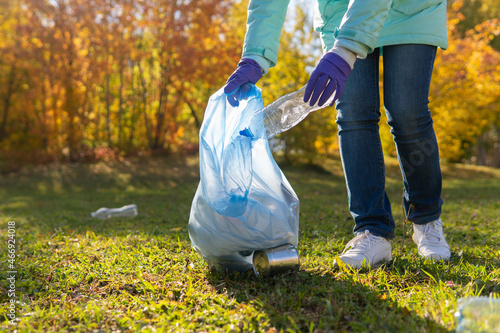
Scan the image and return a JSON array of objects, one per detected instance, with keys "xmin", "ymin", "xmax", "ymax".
[{"xmin": 417, "ymin": 251, "xmax": 451, "ymax": 261}]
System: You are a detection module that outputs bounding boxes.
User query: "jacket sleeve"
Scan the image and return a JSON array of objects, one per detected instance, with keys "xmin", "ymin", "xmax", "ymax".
[
  {"xmin": 242, "ymin": 0, "xmax": 291, "ymax": 74},
  {"xmin": 334, "ymin": 0, "xmax": 392, "ymax": 58}
]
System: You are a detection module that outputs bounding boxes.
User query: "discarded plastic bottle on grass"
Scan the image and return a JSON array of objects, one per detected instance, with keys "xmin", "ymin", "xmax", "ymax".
[
  {"xmin": 244, "ymin": 85, "xmax": 335, "ymax": 139},
  {"xmin": 91, "ymin": 204, "xmax": 138, "ymax": 219},
  {"xmin": 454, "ymin": 297, "xmax": 500, "ymax": 332}
]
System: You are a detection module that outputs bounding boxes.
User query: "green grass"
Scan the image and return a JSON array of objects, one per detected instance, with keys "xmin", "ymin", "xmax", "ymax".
[{"xmin": 0, "ymin": 155, "xmax": 499, "ymax": 332}]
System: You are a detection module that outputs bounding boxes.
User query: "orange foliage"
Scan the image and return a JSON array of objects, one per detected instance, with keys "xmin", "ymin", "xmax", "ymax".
[
  {"xmin": 0, "ymin": 0, "xmax": 243, "ymax": 171},
  {"xmin": 0, "ymin": 0, "xmax": 498, "ymax": 171}
]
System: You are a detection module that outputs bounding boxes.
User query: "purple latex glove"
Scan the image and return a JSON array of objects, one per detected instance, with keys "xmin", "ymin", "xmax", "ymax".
[
  {"xmin": 304, "ymin": 52, "xmax": 352, "ymax": 107},
  {"xmin": 224, "ymin": 58, "xmax": 262, "ymax": 106}
]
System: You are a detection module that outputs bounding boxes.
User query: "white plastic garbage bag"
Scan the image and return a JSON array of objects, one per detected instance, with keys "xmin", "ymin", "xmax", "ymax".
[{"xmin": 188, "ymin": 84, "xmax": 300, "ymax": 272}]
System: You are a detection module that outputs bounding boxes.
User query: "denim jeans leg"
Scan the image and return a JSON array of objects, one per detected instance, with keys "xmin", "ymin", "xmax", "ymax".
[
  {"xmin": 336, "ymin": 48, "xmax": 396, "ymax": 239},
  {"xmin": 383, "ymin": 44, "xmax": 443, "ymax": 224}
]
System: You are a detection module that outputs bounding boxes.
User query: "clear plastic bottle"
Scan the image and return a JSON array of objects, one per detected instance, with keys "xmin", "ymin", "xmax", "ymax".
[
  {"xmin": 454, "ymin": 297, "xmax": 500, "ymax": 332},
  {"xmin": 91, "ymin": 204, "xmax": 138, "ymax": 219},
  {"xmin": 245, "ymin": 85, "xmax": 335, "ymax": 139}
]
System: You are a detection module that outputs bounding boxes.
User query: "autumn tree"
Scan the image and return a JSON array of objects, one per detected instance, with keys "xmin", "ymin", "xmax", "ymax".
[
  {"xmin": 1, "ymin": 0, "xmax": 498, "ymax": 170},
  {"xmin": 0, "ymin": 0, "xmax": 244, "ymax": 171},
  {"xmin": 0, "ymin": 0, "xmax": 18, "ymax": 144}
]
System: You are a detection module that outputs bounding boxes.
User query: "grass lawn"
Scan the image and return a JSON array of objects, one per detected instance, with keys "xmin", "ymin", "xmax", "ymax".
[{"xmin": 0, "ymin": 154, "xmax": 499, "ymax": 332}]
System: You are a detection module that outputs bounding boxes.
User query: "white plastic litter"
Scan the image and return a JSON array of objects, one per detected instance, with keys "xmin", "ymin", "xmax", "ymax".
[
  {"xmin": 91, "ymin": 204, "xmax": 138, "ymax": 219},
  {"xmin": 455, "ymin": 297, "xmax": 500, "ymax": 332}
]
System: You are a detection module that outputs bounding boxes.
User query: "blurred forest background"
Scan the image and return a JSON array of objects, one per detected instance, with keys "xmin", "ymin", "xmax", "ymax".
[{"xmin": 0, "ymin": 0, "xmax": 499, "ymax": 172}]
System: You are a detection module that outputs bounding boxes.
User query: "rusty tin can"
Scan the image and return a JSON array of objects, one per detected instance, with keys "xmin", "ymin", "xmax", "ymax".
[{"xmin": 252, "ymin": 244, "xmax": 300, "ymax": 277}]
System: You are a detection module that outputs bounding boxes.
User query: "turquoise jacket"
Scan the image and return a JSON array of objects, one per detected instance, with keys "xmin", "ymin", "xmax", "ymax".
[{"xmin": 242, "ymin": 0, "xmax": 448, "ymax": 74}]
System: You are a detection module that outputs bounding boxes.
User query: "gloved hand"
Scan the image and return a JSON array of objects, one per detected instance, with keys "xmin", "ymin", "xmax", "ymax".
[
  {"xmin": 224, "ymin": 58, "xmax": 262, "ymax": 107},
  {"xmin": 304, "ymin": 52, "xmax": 352, "ymax": 107}
]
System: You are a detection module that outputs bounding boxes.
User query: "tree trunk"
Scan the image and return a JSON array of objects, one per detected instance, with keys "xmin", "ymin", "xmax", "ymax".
[
  {"xmin": 185, "ymin": 100, "xmax": 201, "ymax": 130},
  {"xmin": 128, "ymin": 62, "xmax": 138, "ymax": 152},
  {"xmin": 152, "ymin": 84, "xmax": 167, "ymax": 151},
  {"xmin": 495, "ymin": 127, "xmax": 500, "ymax": 168},
  {"xmin": 137, "ymin": 62, "xmax": 152, "ymax": 148},
  {"xmin": 118, "ymin": 59, "xmax": 124, "ymax": 148},
  {"xmin": 40, "ymin": 73, "xmax": 49, "ymax": 151},
  {"xmin": 105, "ymin": 73, "xmax": 112, "ymax": 147},
  {"xmin": 0, "ymin": 65, "xmax": 16, "ymax": 142}
]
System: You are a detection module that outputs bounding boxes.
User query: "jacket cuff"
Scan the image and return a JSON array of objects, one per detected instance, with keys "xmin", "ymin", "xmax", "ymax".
[
  {"xmin": 335, "ymin": 38, "xmax": 370, "ymax": 59},
  {"xmin": 333, "ymin": 26, "xmax": 372, "ymax": 60},
  {"xmin": 329, "ymin": 45, "xmax": 357, "ymax": 69},
  {"xmin": 242, "ymin": 54, "xmax": 272, "ymax": 75}
]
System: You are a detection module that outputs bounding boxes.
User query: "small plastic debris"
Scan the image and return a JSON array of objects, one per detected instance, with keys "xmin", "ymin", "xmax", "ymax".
[{"xmin": 91, "ymin": 204, "xmax": 138, "ymax": 219}]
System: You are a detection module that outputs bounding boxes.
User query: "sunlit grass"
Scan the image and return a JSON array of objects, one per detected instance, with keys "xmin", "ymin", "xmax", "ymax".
[{"xmin": 0, "ymin": 155, "xmax": 499, "ymax": 332}]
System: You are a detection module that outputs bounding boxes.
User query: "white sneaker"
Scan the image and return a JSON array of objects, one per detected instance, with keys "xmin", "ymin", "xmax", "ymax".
[
  {"xmin": 333, "ymin": 230, "xmax": 392, "ymax": 269},
  {"xmin": 412, "ymin": 218, "xmax": 451, "ymax": 261}
]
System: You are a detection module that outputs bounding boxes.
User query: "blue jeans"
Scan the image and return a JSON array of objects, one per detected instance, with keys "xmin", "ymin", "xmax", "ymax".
[{"xmin": 336, "ymin": 44, "xmax": 443, "ymax": 239}]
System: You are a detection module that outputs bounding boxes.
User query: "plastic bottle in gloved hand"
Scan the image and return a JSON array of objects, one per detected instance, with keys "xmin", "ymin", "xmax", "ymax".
[
  {"xmin": 241, "ymin": 47, "xmax": 355, "ymax": 139},
  {"xmin": 242, "ymin": 85, "xmax": 334, "ymax": 139}
]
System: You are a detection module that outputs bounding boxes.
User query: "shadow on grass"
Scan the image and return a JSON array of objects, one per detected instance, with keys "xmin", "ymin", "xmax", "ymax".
[{"xmin": 205, "ymin": 266, "xmax": 447, "ymax": 332}]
